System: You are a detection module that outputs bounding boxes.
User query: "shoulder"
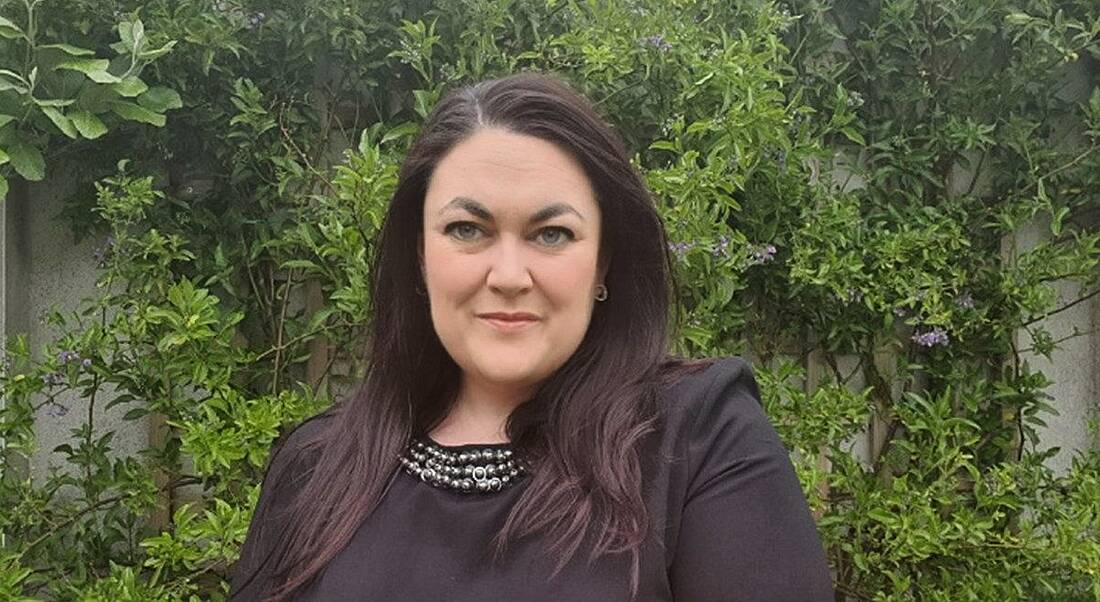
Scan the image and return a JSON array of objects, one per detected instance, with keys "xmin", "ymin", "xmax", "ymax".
[
  {"xmin": 657, "ymin": 356, "xmax": 763, "ymax": 430},
  {"xmin": 261, "ymin": 411, "xmax": 335, "ymax": 497},
  {"xmin": 656, "ymin": 356, "xmax": 785, "ymax": 483}
]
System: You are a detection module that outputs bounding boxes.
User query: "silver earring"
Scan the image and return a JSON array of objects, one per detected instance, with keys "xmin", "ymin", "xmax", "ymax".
[{"xmin": 594, "ymin": 284, "xmax": 608, "ymax": 301}]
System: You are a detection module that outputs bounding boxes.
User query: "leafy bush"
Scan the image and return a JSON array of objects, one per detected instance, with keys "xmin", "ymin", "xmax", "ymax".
[{"xmin": 1, "ymin": 0, "xmax": 1099, "ymax": 599}]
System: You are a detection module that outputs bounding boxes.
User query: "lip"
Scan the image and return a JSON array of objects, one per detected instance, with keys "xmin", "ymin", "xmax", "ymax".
[
  {"xmin": 477, "ymin": 312, "xmax": 540, "ymax": 321},
  {"xmin": 477, "ymin": 312, "xmax": 540, "ymax": 333}
]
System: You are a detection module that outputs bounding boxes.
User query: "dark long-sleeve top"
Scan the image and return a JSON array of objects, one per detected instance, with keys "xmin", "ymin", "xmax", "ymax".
[{"xmin": 231, "ymin": 357, "xmax": 834, "ymax": 601}]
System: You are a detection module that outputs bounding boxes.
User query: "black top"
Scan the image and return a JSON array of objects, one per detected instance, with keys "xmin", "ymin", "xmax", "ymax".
[{"xmin": 231, "ymin": 357, "xmax": 834, "ymax": 601}]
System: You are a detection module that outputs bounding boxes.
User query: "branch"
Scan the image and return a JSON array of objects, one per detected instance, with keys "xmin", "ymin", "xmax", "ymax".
[
  {"xmin": 20, "ymin": 475, "xmax": 206, "ymax": 556},
  {"xmin": 21, "ymin": 493, "xmax": 130, "ymax": 553},
  {"xmin": 1023, "ymin": 287, "xmax": 1100, "ymax": 327}
]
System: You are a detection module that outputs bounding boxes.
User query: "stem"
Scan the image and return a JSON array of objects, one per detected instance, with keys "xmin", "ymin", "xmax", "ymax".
[
  {"xmin": 1022, "ymin": 287, "xmax": 1100, "ymax": 327},
  {"xmin": 21, "ymin": 493, "xmax": 129, "ymax": 554},
  {"xmin": 270, "ymin": 269, "xmax": 295, "ymax": 395}
]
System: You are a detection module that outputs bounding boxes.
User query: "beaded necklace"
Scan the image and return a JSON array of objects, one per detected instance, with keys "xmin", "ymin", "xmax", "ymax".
[{"xmin": 399, "ymin": 438, "xmax": 529, "ymax": 493}]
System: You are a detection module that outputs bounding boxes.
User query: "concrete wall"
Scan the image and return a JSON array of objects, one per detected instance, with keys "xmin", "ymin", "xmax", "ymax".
[
  {"xmin": 1017, "ymin": 218, "xmax": 1100, "ymax": 475},
  {"xmin": 2, "ymin": 178, "xmax": 148, "ymax": 485}
]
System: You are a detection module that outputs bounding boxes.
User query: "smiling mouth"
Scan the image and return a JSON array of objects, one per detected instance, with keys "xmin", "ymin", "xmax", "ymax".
[{"xmin": 479, "ymin": 316, "xmax": 539, "ymax": 332}]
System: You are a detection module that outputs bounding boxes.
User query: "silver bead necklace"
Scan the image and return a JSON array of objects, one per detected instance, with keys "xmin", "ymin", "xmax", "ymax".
[{"xmin": 399, "ymin": 438, "xmax": 529, "ymax": 493}]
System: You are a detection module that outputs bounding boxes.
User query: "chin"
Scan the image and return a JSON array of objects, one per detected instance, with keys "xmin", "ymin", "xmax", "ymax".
[{"xmin": 474, "ymin": 355, "xmax": 546, "ymax": 385}]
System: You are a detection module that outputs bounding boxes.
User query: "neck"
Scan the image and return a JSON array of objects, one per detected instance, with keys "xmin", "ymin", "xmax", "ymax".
[{"xmin": 429, "ymin": 375, "xmax": 533, "ymax": 445}]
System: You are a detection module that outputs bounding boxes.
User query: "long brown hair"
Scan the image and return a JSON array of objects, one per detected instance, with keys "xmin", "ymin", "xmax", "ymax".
[{"xmin": 254, "ymin": 71, "xmax": 697, "ymax": 600}]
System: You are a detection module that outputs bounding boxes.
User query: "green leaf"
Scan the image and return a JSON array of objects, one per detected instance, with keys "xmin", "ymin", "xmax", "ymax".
[
  {"xmin": 0, "ymin": 175, "xmax": 7, "ymax": 201},
  {"xmin": 118, "ymin": 21, "xmax": 135, "ymax": 47},
  {"xmin": 85, "ymin": 70, "xmax": 122, "ymax": 84},
  {"xmin": 138, "ymin": 41, "xmax": 176, "ymax": 62},
  {"xmin": 38, "ymin": 43, "xmax": 95, "ymax": 56},
  {"xmin": 109, "ymin": 101, "xmax": 166, "ymax": 126},
  {"xmin": 112, "ymin": 77, "xmax": 148, "ymax": 98},
  {"xmin": 841, "ymin": 127, "xmax": 866, "ymax": 145},
  {"xmin": 381, "ymin": 121, "xmax": 419, "ymax": 144},
  {"xmin": 33, "ymin": 98, "xmax": 75, "ymax": 107},
  {"xmin": 412, "ymin": 89, "xmax": 438, "ymax": 120},
  {"xmin": 8, "ymin": 141, "xmax": 45, "ymax": 181},
  {"xmin": 0, "ymin": 70, "xmax": 28, "ymax": 94},
  {"xmin": 0, "ymin": 16, "xmax": 23, "ymax": 39},
  {"xmin": 55, "ymin": 59, "xmax": 120, "ymax": 83},
  {"xmin": 123, "ymin": 407, "xmax": 150, "ymax": 420},
  {"xmin": 867, "ymin": 508, "xmax": 895, "ymax": 524},
  {"xmin": 41, "ymin": 107, "xmax": 78, "ymax": 139},
  {"xmin": 69, "ymin": 110, "xmax": 108, "ymax": 139},
  {"xmin": 137, "ymin": 86, "xmax": 182, "ymax": 112},
  {"xmin": 0, "ymin": 114, "xmax": 14, "ymax": 129},
  {"xmin": 0, "ymin": 148, "xmax": 8, "ymax": 166},
  {"xmin": 55, "ymin": 58, "xmax": 110, "ymax": 75}
]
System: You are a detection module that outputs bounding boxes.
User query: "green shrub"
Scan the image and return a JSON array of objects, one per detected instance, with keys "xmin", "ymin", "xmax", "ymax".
[{"xmin": 2, "ymin": 0, "xmax": 1098, "ymax": 599}]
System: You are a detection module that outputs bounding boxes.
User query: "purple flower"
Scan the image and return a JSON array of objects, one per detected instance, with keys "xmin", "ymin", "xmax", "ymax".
[
  {"xmin": 669, "ymin": 241, "xmax": 698, "ymax": 260},
  {"xmin": 955, "ymin": 291, "xmax": 975, "ymax": 309},
  {"xmin": 912, "ymin": 327, "xmax": 950, "ymax": 348},
  {"xmin": 58, "ymin": 350, "xmax": 81, "ymax": 364},
  {"xmin": 40, "ymin": 371, "xmax": 65, "ymax": 387},
  {"xmin": 45, "ymin": 402, "xmax": 69, "ymax": 418},
  {"xmin": 245, "ymin": 11, "xmax": 266, "ymax": 29},
  {"xmin": 639, "ymin": 34, "xmax": 672, "ymax": 52},
  {"xmin": 749, "ymin": 243, "xmax": 777, "ymax": 264},
  {"xmin": 81, "ymin": 358, "xmax": 93, "ymax": 369},
  {"xmin": 712, "ymin": 235, "xmax": 732, "ymax": 258}
]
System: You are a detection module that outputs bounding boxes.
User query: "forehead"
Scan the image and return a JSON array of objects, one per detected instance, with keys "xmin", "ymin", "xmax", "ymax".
[{"xmin": 424, "ymin": 127, "xmax": 598, "ymax": 219}]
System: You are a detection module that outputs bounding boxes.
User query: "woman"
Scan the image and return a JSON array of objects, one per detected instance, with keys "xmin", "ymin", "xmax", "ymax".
[{"xmin": 231, "ymin": 72, "xmax": 833, "ymax": 601}]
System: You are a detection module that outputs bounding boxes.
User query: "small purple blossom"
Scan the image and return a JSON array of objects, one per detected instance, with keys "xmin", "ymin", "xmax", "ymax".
[
  {"xmin": 40, "ymin": 372, "xmax": 65, "ymax": 387},
  {"xmin": 58, "ymin": 350, "xmax": 81, "ymax": 364},
  {"xmin": 911, "ymin": 327, "xmax": 950, "ymax": 348},
  {"xmin": 749, "ymin": 243, "xmax": 777, "ymax": 264},
  {"xmin": 712, "ymin": 235, "xmax": 732, "ymax": 258},
  {"xmin": 245, "ymin": 11, "xmax": 266, "ymax": 29},
  {"xmin": 81, "ymin": 358, "xmax": 93, "ymax": 369},
  {"xmin": 639, "ymin": 34, "xmax": 672, "ymax": 52},
  {"xmin": 955, "ymin": 291, "xmax": 975, "ymax": 309},
  {"xmin": 669, "ymin": 241, "xmax": 698, "ymax": 259},
  {"xmin": 45, "ymin": 402, "xmax": 69, "ymax": 418}
]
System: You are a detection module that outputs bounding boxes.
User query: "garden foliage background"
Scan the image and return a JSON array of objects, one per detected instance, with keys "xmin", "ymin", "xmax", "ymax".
[{"xmin": 1, "ymin": 0, "xmax": 1099, "ymax": 599}]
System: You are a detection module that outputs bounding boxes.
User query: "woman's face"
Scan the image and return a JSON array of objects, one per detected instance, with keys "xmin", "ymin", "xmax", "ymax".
[{"xmin": 421, "ymin": 127, "xmax": 604, "ymax": 395}]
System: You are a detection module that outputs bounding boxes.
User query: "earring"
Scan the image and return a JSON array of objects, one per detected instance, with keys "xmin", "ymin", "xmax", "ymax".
[{"xmin": 594, "ymin": 284, "xmax": 608, "ymax": 301}]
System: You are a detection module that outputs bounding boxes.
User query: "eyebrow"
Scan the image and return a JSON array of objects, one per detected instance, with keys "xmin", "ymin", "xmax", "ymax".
[{"xmin": 437, "ymin": 196, "xmax": 586, "ymax": 224}]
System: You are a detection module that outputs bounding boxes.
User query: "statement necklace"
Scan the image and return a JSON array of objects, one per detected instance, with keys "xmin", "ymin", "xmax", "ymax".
[{"xmin": 399, "ymin": 438, "xmax": 529, "ymax": 493}]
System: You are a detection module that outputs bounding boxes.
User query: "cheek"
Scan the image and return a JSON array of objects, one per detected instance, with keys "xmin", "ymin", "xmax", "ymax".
[
  {"xmin": 423, "ymin": 241, "xmax": 480, "ymax": 301},
  {"xmin": 541, "ymin": 250, "xmax": 600, "ymax": 309}
]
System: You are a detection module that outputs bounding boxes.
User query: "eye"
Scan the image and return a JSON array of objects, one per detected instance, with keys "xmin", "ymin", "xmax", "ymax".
[
  {"xmin": 534, "ymin": 226, "xmax": 575, "ymax": 247},
  {"xmin": 444, "ymin": 221, "xmax": 484, "ymax": 242}
]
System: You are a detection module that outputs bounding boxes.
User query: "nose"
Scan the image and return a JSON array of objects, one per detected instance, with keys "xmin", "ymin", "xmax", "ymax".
[{"xmin": 485, "ymin": 236, "xmax": 533, "ymax": 297}]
